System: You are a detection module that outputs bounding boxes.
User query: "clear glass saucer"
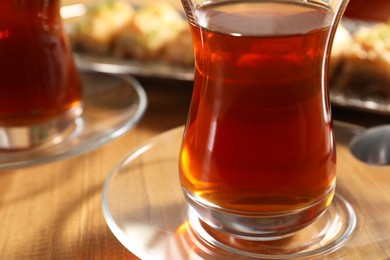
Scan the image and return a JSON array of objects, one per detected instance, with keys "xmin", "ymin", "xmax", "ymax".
[
  {"xmin": 102, "ymin": 125, "xmax": 357, "ymax": 260},
  {"xmin": 0, "ymin": 71, "xmax": 147, "ymax": 170}
]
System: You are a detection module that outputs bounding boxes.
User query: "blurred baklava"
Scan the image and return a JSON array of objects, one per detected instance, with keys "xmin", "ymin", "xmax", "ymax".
[
  {"xmin": 70, "ymin": 0, "xmax": 135, "ymax": 54},
  {"xmin": 336, "ymin": 21, "xmax": 390, "ymax": 97},
  {"xmin": 112, "ymin": 2, "xmax": 188, "ymax": 61},
  {"xmin": 329, "ymin": 24, "xmax": 352, "ymax": 79}
]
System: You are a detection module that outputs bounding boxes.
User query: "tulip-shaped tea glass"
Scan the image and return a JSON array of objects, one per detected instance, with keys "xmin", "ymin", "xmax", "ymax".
[
  {"xmin": 179, "ymin": 0, "xmax": 351, "ymax": 242},
  {"xmin": 0, "ymin": 0, "xmax": 82, "ymax": 149}
]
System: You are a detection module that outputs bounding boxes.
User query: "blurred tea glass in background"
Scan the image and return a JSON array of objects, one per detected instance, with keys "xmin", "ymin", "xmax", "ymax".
[
  {"xmin": 179, "ymin": 0, "xmax": 350, "ymax": 241},
  {"xmin": 0, "ymin": 0, "xmax": 82, "ymax": 150}
]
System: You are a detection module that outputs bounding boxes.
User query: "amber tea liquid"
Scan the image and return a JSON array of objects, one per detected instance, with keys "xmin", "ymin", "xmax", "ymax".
[
  {"xmin": 0, "ymin": 0, "xmax": 82, "ymax": 126},
  {"xmin": 180, "ymin": 1, "xmax": 336, "ymax": 237}
]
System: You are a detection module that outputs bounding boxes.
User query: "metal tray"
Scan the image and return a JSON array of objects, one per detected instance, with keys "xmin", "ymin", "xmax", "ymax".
[{"xmin": 74, "ymin": 52, "xmax": 390, "ymax": 115}]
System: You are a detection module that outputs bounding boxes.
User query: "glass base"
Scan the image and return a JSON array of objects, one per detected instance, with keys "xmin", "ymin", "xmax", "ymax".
[
  {"xmin": 187, "ymin": 195, "xmax": 356, "ymax": 259},
  {"xmin": 183, "ymin": 185, "xmax": 335, "ymax": 241},
  {"xmin": 102, "ymin": 126, "xmax": 357, "ymax": 260},
  {"xmin": 0, "ymin": 106, "xmax": 82, "ymax": 150}
]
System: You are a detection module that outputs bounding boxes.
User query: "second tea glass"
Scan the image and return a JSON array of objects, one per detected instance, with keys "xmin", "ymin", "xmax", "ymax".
[
  {"xmin": 179, "ymin": 0, "xmax": 350, "ymax": 241},
  {"xmin": 0, "ymin": 0, "xmax": 82, "ymax": 149}
]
